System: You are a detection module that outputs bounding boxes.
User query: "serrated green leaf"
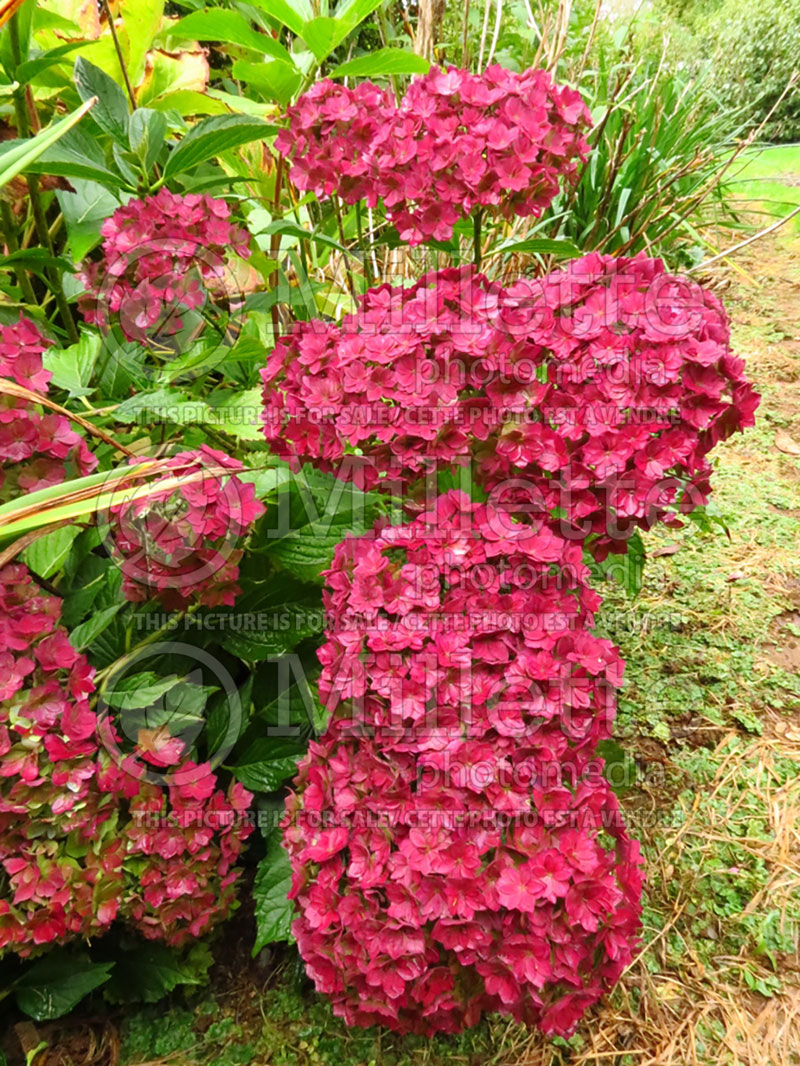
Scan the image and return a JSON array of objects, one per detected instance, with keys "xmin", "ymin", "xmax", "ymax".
[
  {"xmin": 14, "ymin": 955, "xmax": 113, "ymax": 1021},
  {"xmin": 43, "ymin": 331, "xmax": 101, "ymax": 395},
  {"xmin": 103, "ymin": 941, "xmax": 212, "ymax": 1004},
  {"xmin": 22, "ymin": 526, "xmax": 81, "ymax": 579},
  {"xmin": 162, "ymin": 114, "xmax": 277, "ymax": 180},
  {"xmin": 207, "ymin": 386, "xmax": 263, "ymax": 440},
  {"xmin": 172, "ymin": 9, "xmax": 294, "ymax": 63},
  {"xmin": 103, "ymin": 671, "xmax": 183, "ymax": 711},
  {"xmin": 232, "ymin": 736, "xmax": 303, "ymax": 791},
  {"xmin": 67, "ymin": 603, "xmax": 123, "ymax": 652},
  {"xmin": 248, "ymin": 0, "xmax": 310, "ymax": 37},
  {"xmin": 128, "ymin": 108, "xmax": 167, "ymax": 173},
  {"xmin": 232, "ymin": 58, "xmax": 301, "ymax": 104},
  {"xmin": 56, "ymin": 179, "xmax": 118, "ymax": 261},
  {"xmin": 221, "ymin": 605, "xmax": 322, "ymax": 661},
  {"xmin": 253, "ymin": 827, "xmax": 294, "ymax": 953},
  {"xmin": 329, "ymin": 47, "xmax": 430, "ymax": 79},
  {"xmin": 74, "ymin": 56, "xmax": 130, "ymax": 144}
]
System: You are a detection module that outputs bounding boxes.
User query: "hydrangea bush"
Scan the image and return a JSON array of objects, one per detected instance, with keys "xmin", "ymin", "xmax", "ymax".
[{"xmin": 0, "ymin": 24, "xmax": 760, "ymax": 1039}]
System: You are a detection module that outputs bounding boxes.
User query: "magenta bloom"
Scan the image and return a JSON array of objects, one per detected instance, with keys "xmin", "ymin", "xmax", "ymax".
[
  {"xmin": 78, "ymin": 188, "xmax": 251, "ymax": 345},
  {"xmin": 103, "ymin": 445, "xmax": 264, "ymax": 610},
  {"xmin": 277, "ymin": 66, "xmax": 591, "ymax": 245},
  {"xmin": 262, "ymin": 255, "xmax": 758, "ymax": 557},
  {"xmin": 0, "ymin": 317, "xmax": 96, "ymax": 503},
  {"xmin": 285, "ymin": 493, "xmax": 641, "ymax": 1035},
  {"xmin": 0, "ymin": 564, "xmax": 121, "ymax": 956}
]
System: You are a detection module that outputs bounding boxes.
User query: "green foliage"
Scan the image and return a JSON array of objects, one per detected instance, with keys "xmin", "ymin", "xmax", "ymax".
[{"xmin": 700, "ymin": 0, "xmax": 800, "ymax": 142}]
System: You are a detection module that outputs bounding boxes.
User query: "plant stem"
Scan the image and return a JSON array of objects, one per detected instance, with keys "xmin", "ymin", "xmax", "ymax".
[
  {"xmin": 0, "ymin": 200, "xmax": 37, "ymax": 304},
  {"xmin": 8, "ymin": 14, "xmax": 80, "ymax": 344},
  {"xmin": 101, "ymin": 0, "xmax": 137, "ymax": 109},
  {"xmin": 356, "ymin": 201, "xmax": 371, "ymax": 287},
  {"xmin": 269, "ymin": 153, "xmax": 284, "ymax": 344},
  {"xmin": 473, "ymin": 209, "xmax": 482, "ymax": 271},
  {"xmin": 332, "ymin": 193, "xmax": 356, "ymax": 298}
]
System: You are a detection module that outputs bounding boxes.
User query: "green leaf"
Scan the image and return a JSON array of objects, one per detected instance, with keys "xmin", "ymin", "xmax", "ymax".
[
  {"xmin": 162, "ymin": 114, "xmax": 277, "ymax": 180},
  {"xmin": 104, "ymin": 941, "xmax": 212, "ymax": 1004},
  {"xmin": 334, "ymin": 0, "xmax": 384, "ymax": 34},
  {"xmin": 74, "ymin": 56, "xmax": 130, "ymax": 144},
  {"xmin": 252, "ymin": 827, "xmax": 294, "ymax": 953},
  {"xmin": 103, "ymin": 671, "xmax": 183, "ymax": 711},
  {"xmin": 249, "ymin": 0, "xmax": 310, "ymax": 37},
  {"xmin": 15, "ymin": 41, "xmax": 90, "ymax": 83},
  {"xmin": 261, "ymin": 467, "xmax": 382, "ymax": 583},
  {"xmin": 590, "ymin": 530, "xmax": 646, "ymax": 598},
  {"xmin": 298, "ymin": 15, "xmax": 341, "ymax": 61},
  {"xmin": 0, "ymin": 247, "xmax": 76, "ymax": 280},
  {"xmin": 207, "ymin": 386, "xmax": 263, "ymax": 440},
  {"xmin": 0, "ymin": 98, "xmax": 99, "ymax": 190},
  {"xmin": 493, "ymin": 237, "xmax": 582, "ymax": 257},
  {"xmin": 113, "ymin": 387, "xmax": 210, "ymax": 425},
  {"xmin": 329, "ymin": 47, "xmax": 429, "ymax": 79},
  {"xmin": 128, "ymin": 107, "xmax": 168, "ymax": 173},
  {"xmin": 172, "ymin": 9, "xmax": 294, "ymax": 62},
  {"xmin": 232, "ymin": 58, "xmax": 301, "ymax": 104},
  {"xmin": 22, "ymin": 526, "xmax": 81, "ymax": 579},
  {"xmin": 57, "ymin": 179, "xmax": 118, "ymax": 262},
  {"xmin": 26, "ymin": 125, "xmax": 129, "ymax": 188},
  {"xmin": 67, "ymin": 603, "xmax": 123, "ymax": 652},
  {"xmin": 221, "ymin": 605, "xmax": 322, "ymax": 661},
  {"xmin": 43, "ymin": 332, "xmax": 101, "ymax": 396},
  {"xmin": 14, "ymin": 955, "xmax": 113, "ymax": 1021},
  {"xmin": 232, "ymin": 736, "xmax": 304, "ymax": 791}
]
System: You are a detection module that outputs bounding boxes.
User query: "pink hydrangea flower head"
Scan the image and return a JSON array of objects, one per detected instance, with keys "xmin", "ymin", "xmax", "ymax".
[
  {"xmin": 277, "ymin": 67, "xmax": 591, "ymax": 245},
  {"xmin": 0, "ymin": 318, "xmax": 96, "ymax": 503},
  {"xmin": 0, "ymin": 565, "xmax": 123, "ymax": 956},
  {"xmin": 286, "ymin": 732, "xmax": 642, "ymax": 1035},
  {"xmin": 103, "ymin": 445, "xmax": 265, "ymax": 610},
  {"xmin": 479, "ymin": 252, "xmax": 760, "ymax": 558},
  {"xmin": 78, "ymin": 188, "xmax": 251, "ymax": 345}
]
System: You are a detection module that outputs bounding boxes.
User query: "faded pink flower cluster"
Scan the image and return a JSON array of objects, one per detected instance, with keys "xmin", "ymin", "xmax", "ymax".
[
  {"xmin": 286, "ymin": 494, "xmax": 642, "ymax": 1035},
  {"xmin": 0, "ymin": 563, "xmax": 252, "ymax": 957},
  {"xmin": 261, "ymin": 257, "xmax": 758, "ymax": 555},
  {"xmin": 100, "ymin": 757, "xmax": 253, "ymax": 948},
  {"xmin": 0, "ymin": 563, "xmax": 121, "ymax": 954},
  {"xmin": 276, "ymin": 66, "xmax": 590, "ymax": 244},
  {"xmin": 0, "ymin": 316, "xmax": 96, "ymax": 502},
  {"xmin": 105, "ymin": 445, "xmax": 265, "ymax": 610},
  {"xmin": 78, "ymin": 188, "xmax": 251, "ymax": 344}
]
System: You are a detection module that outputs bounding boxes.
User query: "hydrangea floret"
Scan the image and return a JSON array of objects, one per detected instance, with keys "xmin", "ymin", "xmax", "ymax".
[{"xmin": 0, "ymin": 316, "xmax": 97, "ymax": 502}]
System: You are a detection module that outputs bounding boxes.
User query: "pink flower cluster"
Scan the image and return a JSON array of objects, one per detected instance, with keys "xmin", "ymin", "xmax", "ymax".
[
  {"xmin": 78, "ymin": 188, "xmax": 251, "ymax": 344},
  {"xmin": 276, "ymin": 66, "xmax": 590, "ymax": 244},
  {"xmin": 0, "ymin": 563, "xmax": 121, "ymax": 954},
  {"xmin": 0, "ymin": 316, "xmax": 96, "ymax": 502},
  {"xmin": 286, "ymin": 494, "xmax": 642, "ymax": 1035},
  {"xmin": 104, "ymin": 445, "xmax": 265, "ymax": 610},
  {"xmin": 261, "ymin": 257, "xmax": 758, "ymax": 556},
  {"xmin": 101, "ymin": 757, "xmax": 253, "ymax": 948},
  {"xmin": 479, "ymin": 253, "xmax": 760, "ymax": 558},
  {"xmin": 0, "ymin": 564, "xmax": 252, "ymax": 957}
]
